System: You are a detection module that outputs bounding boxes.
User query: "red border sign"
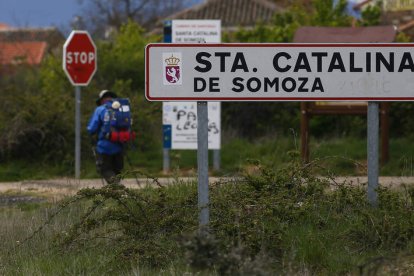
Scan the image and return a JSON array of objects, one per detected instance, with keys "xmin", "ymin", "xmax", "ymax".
[{"xmin": 145, "ymin": 43, "xmax": 414, "ymax": 101}]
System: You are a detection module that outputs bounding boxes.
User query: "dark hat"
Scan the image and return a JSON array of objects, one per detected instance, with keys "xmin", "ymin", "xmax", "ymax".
[{"xmin": 96, "ymin": 90, "xmax": 117, "ymax": 106}]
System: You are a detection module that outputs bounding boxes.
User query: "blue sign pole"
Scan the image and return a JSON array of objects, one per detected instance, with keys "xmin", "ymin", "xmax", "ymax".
[{"xmin": 162, "ymin": 20, "xmax": 172, "ymax": 173}]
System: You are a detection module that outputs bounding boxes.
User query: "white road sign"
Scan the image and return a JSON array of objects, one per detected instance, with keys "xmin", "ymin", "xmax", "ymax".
[
  {"xmin": 172, "ymin": 20, "xmax": 221, "ymax": 43},
  {"xmin": 145, "ymin": 43, "xmax": 414, "ymax": 101},
  {"xmin": 163, "ymin": 102, "xmax": 221, "ymax": 149}
]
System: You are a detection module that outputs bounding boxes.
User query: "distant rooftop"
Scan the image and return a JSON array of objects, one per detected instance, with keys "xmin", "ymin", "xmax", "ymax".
[
  {"xmin": 0, "ymin": 41, "xmax": 47, "ymax": 65},
  {"xmin": 161, "ymin": 0, "xmax": 283, "ymax": 30},
  {"xmin": 0, "ymin": 23, "xmax": 63, "ymax": 70},
  {"xmin": 0, "ymin": 26, "xmax": 62, "ymax": 47},
  {"xmin": 294, "ymin": 26, "xmax": 397, "ymax": 43}
]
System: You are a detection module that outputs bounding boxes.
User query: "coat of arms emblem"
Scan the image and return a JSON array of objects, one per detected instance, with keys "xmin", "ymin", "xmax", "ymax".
[{"xmin": 163, "ymin": 53, "xmax": 182, "ymax": 85}]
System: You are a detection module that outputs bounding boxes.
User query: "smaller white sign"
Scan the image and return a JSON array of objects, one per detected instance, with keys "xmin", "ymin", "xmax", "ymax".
[
  {"xmin": 163, "ymin": 102, "xmax": 221, "ymax": 150},
  {"xmin": 172, "ymin": 20, "xmax": 221, "ymax": 43}
]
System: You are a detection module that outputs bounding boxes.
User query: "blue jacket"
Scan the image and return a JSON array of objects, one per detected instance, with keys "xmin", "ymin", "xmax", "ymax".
[{"xmin": 87, "ymin": 101, "xmax": 123, "ymax": 155}]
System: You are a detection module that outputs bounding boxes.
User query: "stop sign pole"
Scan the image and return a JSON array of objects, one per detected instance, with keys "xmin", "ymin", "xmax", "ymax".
[{"xmin": 63, "ymin": 30, "xmax": 97, "ymax": 179}]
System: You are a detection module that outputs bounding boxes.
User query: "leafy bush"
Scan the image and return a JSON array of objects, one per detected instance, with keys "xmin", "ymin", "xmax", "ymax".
[
  {"xmin": 17, "ymin": 154, "xmax": 414, "ymax": 274},
  {"xmin": 0, "ymin": 64, "xmax": 73, "ymax": 162}
]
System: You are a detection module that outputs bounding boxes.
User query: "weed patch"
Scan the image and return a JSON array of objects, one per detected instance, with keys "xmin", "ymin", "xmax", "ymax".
[{"xmin": 4, "ymin": 154, "xmax": 414, "ymax": 274}]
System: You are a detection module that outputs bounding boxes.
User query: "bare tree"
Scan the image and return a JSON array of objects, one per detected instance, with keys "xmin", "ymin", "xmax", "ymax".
[{"xmin": 75, "ymin": 0, "xmax": 194, "ymax": 37}]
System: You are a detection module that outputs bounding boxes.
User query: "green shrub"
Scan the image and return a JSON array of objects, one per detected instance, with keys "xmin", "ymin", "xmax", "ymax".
[{"xmin": 10, "ymin": 153, "xmax": 412, "ymax": 274}]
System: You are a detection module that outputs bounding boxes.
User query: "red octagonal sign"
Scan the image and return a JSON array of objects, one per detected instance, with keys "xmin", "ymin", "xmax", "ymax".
[{"xmin": 63, "ymin": 30, "xmax": 97, "ymax": 86}]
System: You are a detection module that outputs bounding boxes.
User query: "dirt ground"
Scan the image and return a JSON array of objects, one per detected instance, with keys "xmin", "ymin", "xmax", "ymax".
[
  {"xmin": 0, "ymin": 177, "xmax": 225, "ymax": 199},
  {"xmin": 1, "ymin": 176, "xmax": 414, "ymax": 204}
]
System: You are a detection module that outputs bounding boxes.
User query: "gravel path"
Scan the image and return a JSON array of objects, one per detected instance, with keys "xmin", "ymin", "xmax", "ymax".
[
  {"xmin": 1, "ymin": 176, "xmax": 414, "ymax": 206},
  {"xmin": 0, "ymin": 177, "xmax": 227, "ymax": 196},
  {"xmin": 1, "ymin": 176, "xmax": 414, "ymax": 198}
]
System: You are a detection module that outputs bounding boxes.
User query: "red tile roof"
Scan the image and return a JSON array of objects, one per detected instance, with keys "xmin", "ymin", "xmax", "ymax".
[
  {"xmin": 0, "ymin": 41, "xmax": 47, "ymax": 65},
  {"xmin": 0, "ymin": 26, "xmax": 62, "ymax": 68},
  {"xmin": 294, "ymin": 26, "xmax": 396, "ymax": 43}
]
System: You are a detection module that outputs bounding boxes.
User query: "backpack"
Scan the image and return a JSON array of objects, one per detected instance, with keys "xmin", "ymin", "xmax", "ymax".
[{"xmin": 103, "ymin": 98, "xmax": 135, "ymax": 143}]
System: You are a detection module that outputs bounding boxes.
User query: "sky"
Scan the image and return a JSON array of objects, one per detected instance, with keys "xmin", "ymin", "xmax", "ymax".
[
  {"xmin": 0, "ymin": 0, "xmax": 203, "ymax": 30},
  {"xmin": 0, "ymin": 0, "xmax": 83, "ymax": 29},
  {"xmin": 0, "ymin": 0, "xmax": 367, "ymax": 31}
]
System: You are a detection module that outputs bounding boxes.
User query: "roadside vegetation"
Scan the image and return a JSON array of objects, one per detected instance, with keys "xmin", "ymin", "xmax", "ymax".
[
  {"xmin": 2, "ymin": 155, "xmax": 414, "ymax": 275},
  {"xmin": 2, "ymin": 135, "xmax": 414, "ymax": 181}
]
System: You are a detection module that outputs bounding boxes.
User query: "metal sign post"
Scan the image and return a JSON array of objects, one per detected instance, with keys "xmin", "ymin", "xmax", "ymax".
[
  {"xmin": 75, "ymin": 86, "xmax": 81, "ymax": 179},
  {"xmin": 367, "ymin": 102, "xmax": 379, "ymax": 207},
  {"xmin": 163, "ymin": 148, "xmax": 170, "ymax": 174},
  {"xmin": 213, "ymin": 149, "xmax": 220, "ymax": 171},
  {"xmin": 197, "ymin": 101, "xmax": 209, "ymax": 227}
]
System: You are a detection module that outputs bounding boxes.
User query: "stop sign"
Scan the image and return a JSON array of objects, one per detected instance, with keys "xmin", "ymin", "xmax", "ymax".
[{"xmin": 63, "ymin": 30, "xmax": 97, "ymax": 86}]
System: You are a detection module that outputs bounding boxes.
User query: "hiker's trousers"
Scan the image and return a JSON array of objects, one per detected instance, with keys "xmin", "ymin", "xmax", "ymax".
[{"xmin": 95, "ymin": 152, "xmax": 124, "ymax": 184}]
